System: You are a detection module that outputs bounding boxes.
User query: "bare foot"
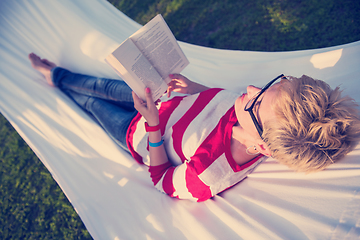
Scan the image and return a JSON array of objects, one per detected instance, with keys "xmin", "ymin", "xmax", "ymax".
[{"xmin": 28, "ymin": 53, "xmax": 57, "ymax": 86}]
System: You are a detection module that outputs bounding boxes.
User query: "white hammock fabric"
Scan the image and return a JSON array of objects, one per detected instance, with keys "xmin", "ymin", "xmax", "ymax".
[{"xmin": 1, "ymin": 1, "xmax": 360, "ymax": 239}]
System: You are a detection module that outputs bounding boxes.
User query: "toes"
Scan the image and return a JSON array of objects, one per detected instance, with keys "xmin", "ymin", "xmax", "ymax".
[
  {"xmin": 28, "ymin": 53, "xmax": 35, "ymax": 60},
  {"xmin": 29, "ymin": 52, "xmax": 39, "ymax": 60},
  {"xmin": 29, "ymin": 53, "xmax": 41, "ymax": 64},
  {"xmin": 28, "ymin": 53, "xmax": 57, "ymax": 70}
]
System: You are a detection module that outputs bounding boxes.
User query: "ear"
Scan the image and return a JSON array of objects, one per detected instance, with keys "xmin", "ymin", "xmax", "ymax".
[{"xmin": 256, "ymin": 140, "xmax": 272, "ymax": 157}]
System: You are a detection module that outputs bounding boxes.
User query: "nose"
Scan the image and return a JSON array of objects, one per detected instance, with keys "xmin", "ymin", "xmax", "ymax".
[{"xmin": 247, "ymin": 85, "xmax": 261, "ymax": 98}]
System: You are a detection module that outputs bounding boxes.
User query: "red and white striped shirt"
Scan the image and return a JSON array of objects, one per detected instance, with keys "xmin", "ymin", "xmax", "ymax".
[{"xmin": 127, "ymin": 88, "xmax": 265, "ymax": 201}]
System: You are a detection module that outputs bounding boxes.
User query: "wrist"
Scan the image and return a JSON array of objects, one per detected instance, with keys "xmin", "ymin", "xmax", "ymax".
[
  {"xmin": 149, "ymin": 138, "xmax": 163, "ymax": 147},
  {"xmin": 187, "ymin": 82, "xmax": 195, "ymax": 95},
  {"xmin": 145, "ymin": 122, "xmax": 160, "ymax": 132}
]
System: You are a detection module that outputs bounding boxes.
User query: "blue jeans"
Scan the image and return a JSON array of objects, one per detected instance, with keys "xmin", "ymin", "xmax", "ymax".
[{"xmin": 51, "ymin": 67, "xmax": 138, "ymax": 152}]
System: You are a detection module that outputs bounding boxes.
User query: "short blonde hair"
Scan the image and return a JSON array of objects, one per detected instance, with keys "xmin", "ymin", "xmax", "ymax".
[{"xmin": 263, "ymin": 75, "xmax": 360, "ymax": 172}]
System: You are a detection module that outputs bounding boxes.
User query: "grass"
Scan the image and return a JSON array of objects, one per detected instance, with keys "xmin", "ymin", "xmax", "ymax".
[
  {"xmin": 109, "ymin": 0, "xmax": 359, "ymax": 51},
  {"xmin": 0, "ymin": 114, "xmax": 91, "ymax": 239},
  {"xmin": 1, "ymin": 0, "xmax": 359, "ymax": 239}
]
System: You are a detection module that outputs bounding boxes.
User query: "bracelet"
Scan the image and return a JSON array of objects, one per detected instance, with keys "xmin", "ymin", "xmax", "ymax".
[
  {"xmin": 149, "ymin": 139, "xmax": 163, "ymax": 147},
  {"xmin": 145, "ymin": 122, "xmax": 160, "ymax": 132}
]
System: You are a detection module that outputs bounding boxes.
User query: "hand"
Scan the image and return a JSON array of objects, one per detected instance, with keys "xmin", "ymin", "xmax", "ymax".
[
  {"xmin": 132, "ymin": 88, "xmax": 159, "ymax": 126},
  {"xmin": 167, "ymin": 74, "xmax": 210, "ymax": 97},
  {"xmin": 167, "ymin": 74, "xmax": 194, "ymax": 97}
]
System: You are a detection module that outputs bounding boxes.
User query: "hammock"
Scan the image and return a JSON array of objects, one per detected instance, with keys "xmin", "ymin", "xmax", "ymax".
[{"xmin": 1, "ymin": 0, "xmax": 360, "ymax": 239}]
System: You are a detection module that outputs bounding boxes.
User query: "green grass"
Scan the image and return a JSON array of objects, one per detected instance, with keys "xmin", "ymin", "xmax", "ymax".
[
  {"xmin": 1, "ymin": 0, "xmax": 360, "ymax": 239},
  {"xmin": 0, "ymin": 114, "xmax": 91, "ymax": 239},
  {"xmin": 109, "ymin": 0, "xmax": 360, "ymax": 51}
]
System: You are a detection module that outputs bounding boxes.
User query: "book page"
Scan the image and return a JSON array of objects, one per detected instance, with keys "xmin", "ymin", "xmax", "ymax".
[
  {"xmin": 105, "ymin": 39, "xmax": 168, "ymax": 101},
  {"xmin": 130, "ymin": 14, "xmax": 189, "ymax": 84}
]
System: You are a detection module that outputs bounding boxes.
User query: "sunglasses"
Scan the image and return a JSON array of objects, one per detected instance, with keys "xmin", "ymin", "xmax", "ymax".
[{"xmin": 244, "ymin": 74, "xmax": 285, "ymax": 138}]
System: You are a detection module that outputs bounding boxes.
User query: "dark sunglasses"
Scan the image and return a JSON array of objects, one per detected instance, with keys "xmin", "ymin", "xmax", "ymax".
[{"xmin": 244, "ymin": 74, "xmax": 285, "ymax": 138}]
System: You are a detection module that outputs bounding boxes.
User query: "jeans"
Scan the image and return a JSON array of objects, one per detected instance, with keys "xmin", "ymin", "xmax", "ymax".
[{"xmin": 51, "ymin": 67, "xmax": 138, "ymax": 152}]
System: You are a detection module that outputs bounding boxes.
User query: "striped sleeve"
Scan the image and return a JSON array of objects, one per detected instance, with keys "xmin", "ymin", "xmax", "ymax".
[
  {"xmin": 148, "ymin": 154, "xmax": 265, "ymax": 202},
  {"xmin": 148, "ymin": 160, "xmax": 213, "ymax": 202}
]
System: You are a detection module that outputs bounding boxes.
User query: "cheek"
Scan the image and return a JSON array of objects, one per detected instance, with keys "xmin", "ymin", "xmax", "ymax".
[
  {"xmin": 242, "ymin": 114, "xmax": 257, "ymax": 133},
  {"xmin": 235, "ymin": 97, "xmax": 259, "ymax": 134},
  {"xmin": 236, "ymin": 108, "xmax": 258, "ymax": 133}
]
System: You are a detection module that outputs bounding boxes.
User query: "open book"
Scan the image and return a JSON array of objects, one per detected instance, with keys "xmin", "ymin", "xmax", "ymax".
[{"xmin": 105, "ymin": 14, "xmax": 189, "ymax": 101}]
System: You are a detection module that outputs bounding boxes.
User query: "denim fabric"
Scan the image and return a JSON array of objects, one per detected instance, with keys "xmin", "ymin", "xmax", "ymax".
[{"xmin": 51, "ymin": 67, "xmax": 138, "ymax": 152}]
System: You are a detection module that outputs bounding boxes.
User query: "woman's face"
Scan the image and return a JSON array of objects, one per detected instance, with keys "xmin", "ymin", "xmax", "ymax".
[{"xmin": 234, "ymin": 83, "xmax": 281, "ymax": 138}]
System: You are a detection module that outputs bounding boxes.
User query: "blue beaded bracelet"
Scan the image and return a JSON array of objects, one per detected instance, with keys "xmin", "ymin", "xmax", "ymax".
[{"xmin": 149, "ymin": 139, "xmax": 163, "ymax": 147}]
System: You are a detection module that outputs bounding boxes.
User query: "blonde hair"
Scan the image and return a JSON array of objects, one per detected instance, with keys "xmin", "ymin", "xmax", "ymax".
[{"xmin": 263, "ymin": 75, "xmax": 360, "ymax": 172}]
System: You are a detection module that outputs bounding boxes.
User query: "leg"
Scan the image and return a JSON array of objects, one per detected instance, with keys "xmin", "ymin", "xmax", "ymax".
[
  {"xmin": 51, "ymin": 67, "xmax": 134, "ymax": 109},
  {"xmin": 29, "ymin": 53, "xmax": 133, "ymax": 107},
  {"xmin": 68, "ymin": 91, "xmax": 137, "ymax": 152},
  {"xmin": 28, "ymin": 53, "xmax": 137, "ymax": 152}
]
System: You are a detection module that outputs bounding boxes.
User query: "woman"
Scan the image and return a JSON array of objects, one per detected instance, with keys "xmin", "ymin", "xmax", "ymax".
[{"xmin": 29, "ymin": 53, "xmax": 360, "ymax": 202}]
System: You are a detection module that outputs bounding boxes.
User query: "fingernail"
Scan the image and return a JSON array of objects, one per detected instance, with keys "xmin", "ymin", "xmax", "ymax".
[{"xmin": 146, "ymin": 87, "xmax": 150, "ymax": 93}]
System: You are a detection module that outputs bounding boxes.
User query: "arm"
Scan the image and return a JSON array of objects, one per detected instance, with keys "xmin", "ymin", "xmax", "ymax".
[
  {"xmin": 148, "ymin": 162, "xmax": 213, "ymax": 202},
  {"xmin": 167, "ymin": 74, "xmax": 210, "ymax": 97},
  {"xmin": 132, "ymin": 88, "xmax": 169, "ymax": 167},
  {"xmin": 132, "ymin": 88, "xmax": 213, "ymax": 201}
]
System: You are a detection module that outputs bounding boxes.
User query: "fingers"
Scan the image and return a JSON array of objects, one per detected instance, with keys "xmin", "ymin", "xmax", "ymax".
[
  {"xmin": 167, "ymin": 73, "xmax": 192, "ymax": 97},
  {"xmin": 132, "ymin": 91, "xmax": 144, "ymax": 111},
  {"xmin": 167, "ymin": 81, "xmax": 183, "ymax": 97},
  {"xmin": 167, "ymin": 86, "xmax": 171, "ymax": 98},
  {"xmin": 132, "ymin": 88, "xmax": 156, "ymax": 111},
  {"xmin": 167, "ymin": 83, "xmax": 175, "ymax": 97},
  {"xmin": 169, "ymin": 73, "xmax": 191, "ymax": 85},
  {"xmin": 133, "ymin": 89, "xmax": 160, "ymax": 126},
  {"xmin": 169, "ymin": 73, "xmax": 184, "ymax": 81},
  {"xmin": 145, "ymin": 87, "xmax": 153, "ymax": 106},
  {"xmin": 131, "ymin": 91, "xmax": 139, "ymax": 103}
]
